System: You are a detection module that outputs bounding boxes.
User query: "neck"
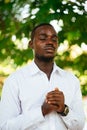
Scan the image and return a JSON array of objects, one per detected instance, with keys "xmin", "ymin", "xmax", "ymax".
[{"xmin": 34, "ymin": 58, "xmax": 54, "ymax": 79}]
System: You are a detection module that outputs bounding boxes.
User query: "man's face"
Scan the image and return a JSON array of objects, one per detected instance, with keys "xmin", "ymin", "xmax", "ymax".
[{"xmin": 31, "ymin": 25, "xmax": 58, "ymax": 62}]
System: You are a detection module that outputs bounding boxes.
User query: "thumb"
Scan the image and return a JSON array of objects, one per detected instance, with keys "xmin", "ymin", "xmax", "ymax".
[{"xmin": 54, "ymin": 87, "xmax": 59, "ymax": 91}]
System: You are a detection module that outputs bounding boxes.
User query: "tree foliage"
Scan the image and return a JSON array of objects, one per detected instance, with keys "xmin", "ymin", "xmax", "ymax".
[{"xmin": 0, "ymin": 0, "xmax": 87, "ymax": 95}]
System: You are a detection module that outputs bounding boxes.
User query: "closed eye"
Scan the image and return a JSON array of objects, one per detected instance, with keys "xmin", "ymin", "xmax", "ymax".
[
  {"xmin": 39, "ymin": 34, "xmax": 47, "ymax": 41},
  {"xmin": 52, "ymin": 38, "xmax": 57, "ymax": 42},
  {"xmin": 39, "ymin": 37, "xmax": 46, "ymax": 40}
]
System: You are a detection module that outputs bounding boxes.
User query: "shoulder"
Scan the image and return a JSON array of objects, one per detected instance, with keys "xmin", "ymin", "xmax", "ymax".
[
  {"xmin": 56, "ymin": 65, "xmax": 80, "ymax": 84},
  {"xmin": 57, "ymin": 66, "xmax": 81, "ymax": 93},
  {"xmin": 5, "ymin": 63, "xmax": 32, "ymax": 83}
]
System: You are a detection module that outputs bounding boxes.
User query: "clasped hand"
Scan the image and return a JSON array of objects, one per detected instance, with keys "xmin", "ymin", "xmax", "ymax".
[{"xmin": 42, "ymin": 88, "xmax": 65, "ymax": 116}]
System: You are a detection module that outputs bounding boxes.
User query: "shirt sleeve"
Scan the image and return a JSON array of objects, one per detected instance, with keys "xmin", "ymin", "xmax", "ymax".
[
  {"xmin": 61, "ymin": 78, "xmax": 85, "ymax": 130},
  {"xmin": 0, "ymin": 77, "xmax": 45, "ymax": 130}
]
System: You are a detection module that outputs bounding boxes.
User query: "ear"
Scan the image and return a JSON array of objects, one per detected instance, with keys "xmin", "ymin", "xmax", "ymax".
[{"xmin": 28, "ymin": 40, "xmax": 34, "ymax": 49}]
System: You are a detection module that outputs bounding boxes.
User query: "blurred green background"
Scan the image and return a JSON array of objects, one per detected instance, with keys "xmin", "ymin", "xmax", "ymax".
[{"xmin": 0, "ymin": 0, "xmax": 87, "ymax": 97}]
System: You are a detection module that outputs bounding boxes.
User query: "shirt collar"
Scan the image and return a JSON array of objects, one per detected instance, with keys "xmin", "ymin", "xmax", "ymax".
[
  {"xmin": 29, "ymin": 60, "xmax": 63, "ymax": 76},
  {"xmin": 29, "ymin": 60, "xmax": 40, "ymax": 76},
  {"xmin": 52, "ymin": 62, "xmax": 63, "ymax": 75}
]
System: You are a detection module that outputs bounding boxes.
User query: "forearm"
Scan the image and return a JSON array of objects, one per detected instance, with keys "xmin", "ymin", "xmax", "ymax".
[
  {"xmin": 61, "ymin": 107, "xmax": 85, "ymax": 130},
  {"xmin": 0, "ymin": 106, "xmax": 45, "ymax": 130}
]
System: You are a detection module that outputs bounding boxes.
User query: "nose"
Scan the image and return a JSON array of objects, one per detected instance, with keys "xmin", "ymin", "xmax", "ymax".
[{"xmin": 46, "ymin": 37, "xmax": 53, "ymax": 44}]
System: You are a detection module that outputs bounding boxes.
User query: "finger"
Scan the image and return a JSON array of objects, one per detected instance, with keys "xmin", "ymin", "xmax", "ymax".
[
  {"xmin": 46, "ymin": 91, "xmax": 61, "ymax": 99},
  {"xmin": 47, "ymin": 100, "xmax": 59, "ymax": 106},
  {"xmin": 54, "ymin": 87, "xmax": 59, "ymax": 91},
  {"xmin": 47, "ymin": 90, "xmax": 60, "ymax": 96},
  {"xmin": 46, "ymin": 98, "xmax": 62, "ymax": 106},
  {"xmin": 45, "ymin": 102, "xmax": 59, "ymax": 110}
]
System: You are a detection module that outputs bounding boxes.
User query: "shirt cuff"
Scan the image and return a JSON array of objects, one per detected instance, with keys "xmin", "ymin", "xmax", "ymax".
[{"xmin": 60, "ymin": 108, "xmax": 78, "ymax": 129}]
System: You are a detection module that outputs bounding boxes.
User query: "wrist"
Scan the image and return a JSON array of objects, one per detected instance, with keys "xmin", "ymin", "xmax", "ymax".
[
  {"xmin": 58, "ymin": 104, "xmax": 69, "ymax": 116},
  {"xmin": 61, "ymin": 104, "xmax": 69, "ymax": 116}
]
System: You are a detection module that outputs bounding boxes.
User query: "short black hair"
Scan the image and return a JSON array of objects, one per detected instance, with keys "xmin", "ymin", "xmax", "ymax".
[{"xmin": 31, "ymin": 23, "xmax": 55, "ymax": 41}]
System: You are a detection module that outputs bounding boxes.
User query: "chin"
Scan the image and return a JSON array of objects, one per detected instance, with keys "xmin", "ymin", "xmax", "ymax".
[
  {"xmin": 35, "ymin": 53, "xmax": 55, "ymax": 62},
  {"xmin": 39, "ymin": 56, "xmax": 54, "ymax": 62}
]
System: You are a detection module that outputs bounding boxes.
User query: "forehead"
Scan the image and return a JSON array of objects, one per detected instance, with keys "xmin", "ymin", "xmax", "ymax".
[{"xmin": 35, "ymin": 25, "xmax": 57, "ymax": 36}]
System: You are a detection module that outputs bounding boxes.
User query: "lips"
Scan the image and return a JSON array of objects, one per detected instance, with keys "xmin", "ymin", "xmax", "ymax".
[
  {"xmin": 44, "ymin": 45, "xmax": 55, "ymax": 52},
  {"xmin": 45, "ymin": 48, "xmax": 55, "ymax": 54}
]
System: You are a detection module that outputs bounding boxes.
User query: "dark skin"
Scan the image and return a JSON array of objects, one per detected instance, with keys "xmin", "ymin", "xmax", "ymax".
[{"xmin": 29, "ymin": 25, "xmax": 65, "ymax": 116}]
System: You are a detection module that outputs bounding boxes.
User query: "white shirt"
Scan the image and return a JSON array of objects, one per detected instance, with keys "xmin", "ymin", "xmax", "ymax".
[{"xmin": 0, "ymin": 61, "xmax": 85, "ymax": 130}]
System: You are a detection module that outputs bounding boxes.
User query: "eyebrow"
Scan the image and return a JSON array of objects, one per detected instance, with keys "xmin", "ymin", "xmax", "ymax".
[{"xmin": 39, "ymin": 33, "xmax": 58, "ymax": 38}]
